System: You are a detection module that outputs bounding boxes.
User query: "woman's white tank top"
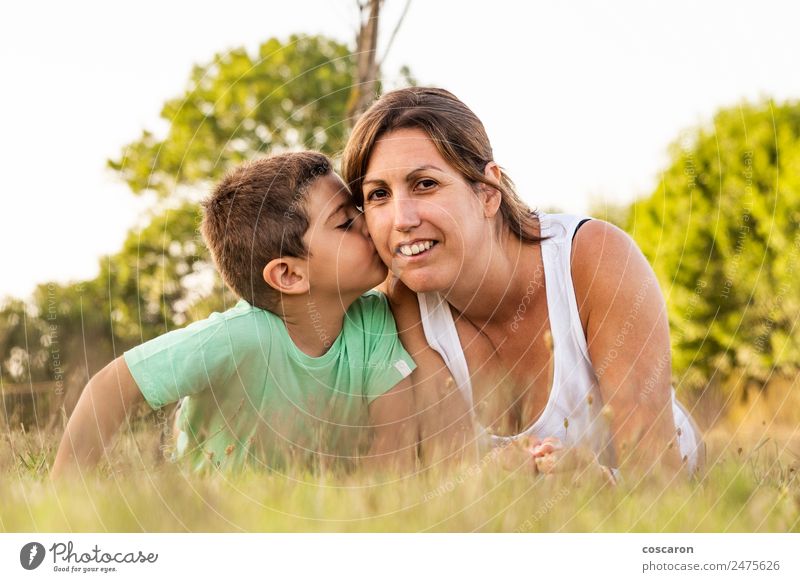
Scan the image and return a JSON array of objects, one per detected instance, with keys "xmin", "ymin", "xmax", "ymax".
[{"xmin": 416, "ymin": 212, "xmax": 705, "ymax": 474}]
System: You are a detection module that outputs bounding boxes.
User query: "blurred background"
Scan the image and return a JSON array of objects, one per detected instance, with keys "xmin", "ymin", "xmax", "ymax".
[{"xmin": 2, "ymin": 0, "xmax": 799, "ymax": 441}]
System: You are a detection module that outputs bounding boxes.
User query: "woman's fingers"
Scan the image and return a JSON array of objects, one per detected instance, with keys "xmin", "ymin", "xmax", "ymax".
[
  {"xmin": 534, "ymin": 454, "xmax": 553, "ymax": 474},
  {"xmin": 528, "ymin": 437, "xmax": 563, "ymax": 458},
  {"xmin": 533, "ymin": 448, "xmax": 618, "ymax": 486}
]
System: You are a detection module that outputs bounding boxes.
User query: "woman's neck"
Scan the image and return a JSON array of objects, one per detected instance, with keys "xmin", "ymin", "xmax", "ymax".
[{"xmin": 443, "ymin": 230, "xmax": 545, "ymax": 330}]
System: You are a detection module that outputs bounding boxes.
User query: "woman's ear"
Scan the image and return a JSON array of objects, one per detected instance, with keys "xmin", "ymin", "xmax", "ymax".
[
  {"xmin": 481, "ymin": 162, "xmax": 503, "ymax": 218},
  {"xmin": 263, "ymin": 258, "xmax": 309, "ymax": 295}
]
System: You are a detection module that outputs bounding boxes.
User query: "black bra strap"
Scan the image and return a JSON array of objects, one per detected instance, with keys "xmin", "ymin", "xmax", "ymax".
[{"xmin": 572, "ymin": 218, "xmax": 592, "ymax": 242}]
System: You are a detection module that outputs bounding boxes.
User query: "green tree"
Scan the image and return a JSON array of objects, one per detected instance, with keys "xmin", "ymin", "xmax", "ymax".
[
  {"xmin": 629, "ymin": 99, "xmax": 800, "ymax": 396},
  {"xmin": 110, "ymin": 34, "xmax": 355, "ymax": 201},
  {"xmin": 2, "ymin": 282, "xmax": 119, "ymax": 428},
  {"xmin": 97, "ymin": 200, "xmax": 235, "ymax": 341},
  {"xmin": 4, "ymin": 32, "xmax": 414, "ymax": 424},
  {"xmin": 104, "ymin": 33, "xmax": 413, "ymax": 336},
  {"xmin": 103, "ymin": 35, "xmax": 359, "ymax": 339},
  {"xmin": 0, "ymin": 299, "xmax": 49, "ymax": 383}
]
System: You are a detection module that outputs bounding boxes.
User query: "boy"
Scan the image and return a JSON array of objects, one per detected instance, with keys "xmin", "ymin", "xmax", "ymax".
[{"xmin": 52, "ymin": 152, "xmax": 417, "ymax": 475}]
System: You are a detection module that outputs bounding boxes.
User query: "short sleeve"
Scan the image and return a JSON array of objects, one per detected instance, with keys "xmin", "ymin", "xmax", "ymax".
[
  {"xmin": 123, "ymin": 312, "xmax": 238, "ymax": 410},
  {"xmin": 358, "ymin": 292, "xmax": 417, "ymax": 403}
]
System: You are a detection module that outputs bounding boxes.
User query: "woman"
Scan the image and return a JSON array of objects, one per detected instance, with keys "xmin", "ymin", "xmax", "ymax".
[{"xmin": 342, "ymin": 87, "xmax": 704, "ymax": 478}]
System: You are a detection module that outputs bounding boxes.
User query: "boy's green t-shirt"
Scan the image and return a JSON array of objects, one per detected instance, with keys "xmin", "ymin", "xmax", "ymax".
[{"xmin": 123, "ymin": 291, "xmax": 416, "ymax": 473}]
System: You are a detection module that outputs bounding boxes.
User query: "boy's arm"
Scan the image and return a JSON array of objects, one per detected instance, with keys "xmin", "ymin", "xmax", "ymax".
[
  {"xmin": 383, "ymin": 276, "xmax": 477, "ymax": 467},
  {"xmin": 51, "ymin": 356, "xmax": 144, "ymax": 479},
  {"xmin": 365, "ymin": 377, "xmax": 417, "ymax": 473}
]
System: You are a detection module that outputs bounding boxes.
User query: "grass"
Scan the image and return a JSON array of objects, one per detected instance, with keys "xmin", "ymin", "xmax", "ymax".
[
  {"xmin": 2, "ymin": 413, "xmax": 799, "ymax": 533},
  {"xmin": 3, "ymin": 377, "xmax": 799, "ymax": 532}
]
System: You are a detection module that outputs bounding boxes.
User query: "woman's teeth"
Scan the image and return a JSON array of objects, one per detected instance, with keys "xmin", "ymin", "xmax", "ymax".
[{"xmin": 399, "ymin": 240, "xmax": 436, "ymax": 256}]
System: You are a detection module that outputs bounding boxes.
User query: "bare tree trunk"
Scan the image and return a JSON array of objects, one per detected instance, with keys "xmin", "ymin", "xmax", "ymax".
[{"xmin": 347, "ymin": 0, "xmax": 382, "ymax": 128}]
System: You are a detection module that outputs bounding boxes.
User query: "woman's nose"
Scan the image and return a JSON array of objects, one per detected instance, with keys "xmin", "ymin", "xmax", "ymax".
[{"xmin": 393, "ymin": 197, "xmax": 421, "ymax": 232}]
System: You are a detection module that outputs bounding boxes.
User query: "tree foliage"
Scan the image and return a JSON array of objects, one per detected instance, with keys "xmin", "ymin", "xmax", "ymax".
[
  {"xmin": 3, "ymin": 34, "xmax": 387, "ymax": 421},
  {"xmin": 109, "ymin": 35, "xmax": 355, "ymax": 201},
  {"xmin": 101, "ymin": 34, "xmax": 369, "ymax": 341},
  {"xmin": 628, "ymin": 99, "xmax": 800, "ymax": 395}
]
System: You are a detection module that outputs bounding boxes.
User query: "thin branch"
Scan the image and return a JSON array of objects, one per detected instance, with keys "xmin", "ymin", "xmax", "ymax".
[{"xmin": 378, "ymin": 0, "xmax": 412, "ymax": 70}]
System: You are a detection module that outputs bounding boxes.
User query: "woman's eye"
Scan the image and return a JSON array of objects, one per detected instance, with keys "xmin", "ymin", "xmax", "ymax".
[
  {"xmin": 366, "ymin": 189, "xmax": 388, "ymax": 202},
  {"xmin": 416, "ymin": 179, "xmax": 437, "ymax": 190}
]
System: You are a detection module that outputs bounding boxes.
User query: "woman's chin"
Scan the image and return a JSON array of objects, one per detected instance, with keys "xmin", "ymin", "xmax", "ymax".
[{"xmin": 398, "ymin": 269, "xmax": 450, "ymax": 295}]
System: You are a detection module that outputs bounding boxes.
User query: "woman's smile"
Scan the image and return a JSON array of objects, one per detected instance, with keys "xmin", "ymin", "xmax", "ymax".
[{"xmin": 395, "ymin": 239, "xmax": 439, "ymax": 259}]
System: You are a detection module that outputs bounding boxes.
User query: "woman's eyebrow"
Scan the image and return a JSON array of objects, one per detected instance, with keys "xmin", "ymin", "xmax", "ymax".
[
  {"xmin": 406, "ymin": 165, "xmax": 444, "ymax": 177},
  {"xmin": 363, "ymin": 165, "xmax": 444, "ymax": 185},
  {"xmin": 362, "ymin": 177, "xmax": 387, "ymax": 187}
]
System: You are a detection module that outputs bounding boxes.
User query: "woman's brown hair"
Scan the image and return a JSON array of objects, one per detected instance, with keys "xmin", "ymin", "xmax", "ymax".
[{"xmin": 341, "ymin": 87, "xmax": 546, "ymax": 244}]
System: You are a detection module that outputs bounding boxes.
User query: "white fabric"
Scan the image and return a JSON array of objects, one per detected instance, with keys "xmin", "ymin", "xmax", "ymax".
[{"xmin": 417, "ymin": 212, "xmax": 705, "ymax": 474}]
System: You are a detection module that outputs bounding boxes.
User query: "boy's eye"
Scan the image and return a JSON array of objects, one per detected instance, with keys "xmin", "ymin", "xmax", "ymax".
[{"xmin": 337, "ymin": 217, "xmax": 356, "ymax": 230}]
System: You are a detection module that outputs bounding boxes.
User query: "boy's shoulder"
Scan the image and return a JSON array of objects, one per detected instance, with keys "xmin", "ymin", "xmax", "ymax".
[
  {"xmin": 200, "ymin": 298, "xmax": 280, "ymax": 338},
  {"xmin": 346, "ymin": 290, "xmax": 390, "ymax": 321},
  {"xmin": 354, "ymin": 288, "xmax": 388, "ymax": 305},
  {"xmin": 147, "ymin": 299, "xmax": 277, "ymax": 349},
  {"xmin": 342, "ymin": 290, "xmax": 402, "ymax": 346},
  {"xmin": 124, "ymin": 298, "xmax": 281, "ymax": 401},
  {"xmin": 206, "ymin": 298, "xmax": 268, "ymax": 322}
]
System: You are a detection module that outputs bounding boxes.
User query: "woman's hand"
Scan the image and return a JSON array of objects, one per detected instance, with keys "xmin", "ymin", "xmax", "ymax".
[
  {"xmin": 381, "ymin": 274, "xmax": 477, "ymax": 466},
  {"xmin": 490, "ymin": 436, "xmax": 562, "ymax": 471},
  {"xmin": 489, "ymin": 437, "xmax": 616, "ymax": 485},
  {"xmin": 528, "ymin": 438, "xmax": 617, "ymax": 485}
]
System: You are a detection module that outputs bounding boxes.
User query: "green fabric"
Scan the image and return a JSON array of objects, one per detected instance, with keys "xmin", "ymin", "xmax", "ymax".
[{"xmin": 123, "ymin": 291, "xmax": 416, "ymax": 473}]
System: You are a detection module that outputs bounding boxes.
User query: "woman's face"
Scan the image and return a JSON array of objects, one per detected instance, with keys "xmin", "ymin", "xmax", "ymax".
[{"xmin": 362, "ymin": 128, "xmax": 494, "ymax": 293}]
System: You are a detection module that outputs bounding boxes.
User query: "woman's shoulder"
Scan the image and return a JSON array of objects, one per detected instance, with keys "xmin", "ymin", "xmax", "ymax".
[
  {"xmin": 570, "ymin": 218, "xmax": 654, "ymax": 326},
  {"xmin": 570, "ymin": 219, "xmax": 639, "ymax": 280}
]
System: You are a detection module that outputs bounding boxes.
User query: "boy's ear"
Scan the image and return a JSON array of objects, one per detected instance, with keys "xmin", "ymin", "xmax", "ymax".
[
  {"xmin": 481, "ymin": 162, "xmax": 503, "ymax": 219},
  {"xmin": 262, "ymin": 258, "xmax": 309, "ymax": 295}
]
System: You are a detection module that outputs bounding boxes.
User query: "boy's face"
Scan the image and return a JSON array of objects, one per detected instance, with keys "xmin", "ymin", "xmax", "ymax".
[{"xmin": 302, "ymin": 173, "xmax": 387, "ymax": 299}]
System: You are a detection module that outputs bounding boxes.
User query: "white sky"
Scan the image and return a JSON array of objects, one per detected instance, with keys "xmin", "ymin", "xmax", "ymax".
[{"xmin": 2, "ymin": 0, "xmax": 799, "ymax": 301}]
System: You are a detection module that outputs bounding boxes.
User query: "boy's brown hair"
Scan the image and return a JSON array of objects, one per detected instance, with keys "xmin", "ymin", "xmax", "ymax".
[{"xmin": 201, "ymin": 151, "xmax": 331, "ymax": 311}]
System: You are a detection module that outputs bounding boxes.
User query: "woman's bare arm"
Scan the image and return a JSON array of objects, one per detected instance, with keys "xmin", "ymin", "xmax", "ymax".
[
  {"xmin": 381, "ymin": 276, "xmax": 477, "ymax": 466},
  {"xmin": 571, "ymin": 220, "xmax": 682, "ymax": 476},
  {"xmin": 365, "ymin": 377, "xmax": 418, "ymax": 473}
]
